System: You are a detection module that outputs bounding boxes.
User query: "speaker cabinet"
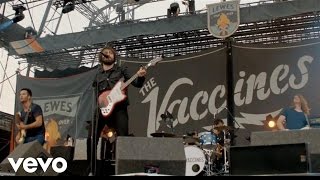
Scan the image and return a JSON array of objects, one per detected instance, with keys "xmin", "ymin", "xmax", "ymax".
[
  {"xmin": 116, "ymin": 137, "xmax": 186, "ymax": 176},
  {"xmin": 0, "ymin": 141, "xmax": 58, "ymax": 176},
  {"xmin": 229, "ymin": 143, "xmax": 311, "ymax": 175},
  {"xmin": 310, "ymin": 154, "xmax": 320, "ymax": 173},
  {"xmin": 51, "ymin": 146, "xmax": 75, "ymax": 161}
]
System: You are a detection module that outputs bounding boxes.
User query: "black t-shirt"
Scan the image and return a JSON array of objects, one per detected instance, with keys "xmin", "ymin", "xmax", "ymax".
[
  {"xmin": 216, "ymin": 131, "xmax": 225, "ymax": 146},
  {"xmin": 20, "ymin": 103, "xmax": 45, "ymax": 137}
]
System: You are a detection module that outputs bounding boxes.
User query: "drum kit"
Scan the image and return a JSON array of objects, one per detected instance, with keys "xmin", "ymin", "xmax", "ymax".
[{"xmin": 151, "ymin": 125, "xmax": 233, "ymax": 176}]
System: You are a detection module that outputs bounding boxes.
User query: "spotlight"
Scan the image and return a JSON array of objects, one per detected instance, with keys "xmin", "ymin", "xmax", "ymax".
[
  {"xmin": 25, "ymin": 26, "xmax": 37, "ymax": 39},
  {"xmin": 12, "ymin": 6, "xmax": 26, "ymax": 23},
  {"xmin": 265, "ymin": 114, "xmax": 278, "ymax": 131},
  {"xmin": 101, "ymin": 126, "xmax": 117, "ymax": 143},
  {"xmin": 182, "ymin": 0, "xmax": 195, "ymax": 14},
  {"xmin": 107, "ymin": 131, "xmax": 113, "ymax": 138},
  {"xmin": 167, "ymin": 2, "xmax": 180, "ymax": 17},
  {"xmin": 62, "ymin": 0, "xmax": 75, "ymax": 14},
  {"xmin": 268, "ymin": 120, "xmax": 276, "ymax": 128}
]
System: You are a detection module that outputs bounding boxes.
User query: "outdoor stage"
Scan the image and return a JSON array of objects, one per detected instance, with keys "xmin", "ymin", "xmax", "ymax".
[{"xmin": 2, "ymin": 128, "xmax": 319, "ymax": 176}]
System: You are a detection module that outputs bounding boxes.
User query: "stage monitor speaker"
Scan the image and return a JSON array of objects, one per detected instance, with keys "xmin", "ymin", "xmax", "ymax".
[
  {"xmin": 116, "ymin": 137, "xmax": 186, "ymax": 176},
  {"xmin": 229, "ymin": 143, "xmax": 311, "ymax": 175},
  {"xmin": 51, "ymin": 146, "xmax": 75, "ymax": 161},
  {"xmin": 0, "ymin": 141, "xmax": 58, "ymax": 176}
]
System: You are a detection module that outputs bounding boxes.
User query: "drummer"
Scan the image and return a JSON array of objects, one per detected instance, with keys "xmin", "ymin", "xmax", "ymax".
[
  {"xmin": 211, "ymin": 118, "xmax": 231, "ymax": 146},
  {"xmin": 211, "ymin": 119, "xmax": 227, "ymax": 171},
  {"xmin": 212, "ymin": 119, "xmax": 225, "ymax": 145}
]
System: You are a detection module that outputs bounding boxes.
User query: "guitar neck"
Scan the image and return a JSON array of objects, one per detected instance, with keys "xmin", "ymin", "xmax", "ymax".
[
  {"xmin": 121, "ymin": 64, "xmax": 149, "ymax": 90},
  {"xmin": 121, "ymin": 73, "xmax": 139, "ymax": 90}
]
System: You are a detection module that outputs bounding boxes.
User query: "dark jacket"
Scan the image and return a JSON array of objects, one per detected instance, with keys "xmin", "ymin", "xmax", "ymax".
[{"xmin": 92, "ymin": 64, "xmax": 145, "ymax": 107}]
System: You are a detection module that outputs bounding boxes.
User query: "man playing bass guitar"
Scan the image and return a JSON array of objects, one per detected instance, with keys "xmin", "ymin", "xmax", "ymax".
[{"xmin": 90, "ymin": 45, "xmax": 149, "ymax": 175}]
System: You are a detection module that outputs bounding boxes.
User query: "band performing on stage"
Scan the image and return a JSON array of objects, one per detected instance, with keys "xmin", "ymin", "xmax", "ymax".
[{"xmin": 1, "ymin": 0, "xmax": 320, "ymax": 177}]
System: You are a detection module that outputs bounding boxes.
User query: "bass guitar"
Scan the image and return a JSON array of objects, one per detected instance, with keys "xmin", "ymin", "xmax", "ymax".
[{"xmin": 98, "ymin": 57, "xmax": 162, "ymax": 117}]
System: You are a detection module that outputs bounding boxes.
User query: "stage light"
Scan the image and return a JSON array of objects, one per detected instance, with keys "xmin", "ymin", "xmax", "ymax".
[
  {"xmin": 0, "ymin": 20, "xmax": 14, "ymax": 31},
  {"xmin": 107, "ymin": 131, "xmax": 114, "ymax": 138},
  {"xmin": 265, "ymin": 114, "xmax": 279, "ymax": 131},
  {"xmin": 101, "ymin": 126, "xmax": 117, "ymax": 143},
  {"xmin": 167, "ymin": 2, "xmax": 180, "ymax": 18},
  {"xmin": 12, "ymin": 5, "xmax": 26, "ymax": 23},
  {"xmin": 268, "ymin": 120, "xmax": 276, "ymax": 128},
  {"xmin": 62, "ymin": 0, "xmax": 75, "ymax": 14},
  {"xmin": 182, "ymin": 0, "xmax": 195, "ymax": 14}
]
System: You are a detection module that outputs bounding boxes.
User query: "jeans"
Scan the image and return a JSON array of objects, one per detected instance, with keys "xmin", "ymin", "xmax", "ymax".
[{"xmin": 24, "ymin": 134, "xmax": 45, "ymax": 145}]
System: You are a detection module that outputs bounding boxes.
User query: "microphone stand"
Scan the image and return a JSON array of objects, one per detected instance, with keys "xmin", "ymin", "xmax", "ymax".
[
  {"xmin": 222, "ymin": 130, "xmax": 229, "ymax": 174},
  {"xmin": 221, "ymin": 107, "xmax": 240, "ymax": 174},
  {"xmin": 169, "ymin": 119, "xmax": 174, "ymax": 134},
  {"xmin": 166, "ymin": 111, "xmax": 175, "ymax": 135},
  {"xmin": 89, "ymin": 70, "xmax": 100, "ymax": 176},
  {"xmin": 305, "ymin": 114, "xmax": 311, "ymax": 128},
  {"xmin": 223, "ymin": 107, "xmax": 241, "ymax": 130}
]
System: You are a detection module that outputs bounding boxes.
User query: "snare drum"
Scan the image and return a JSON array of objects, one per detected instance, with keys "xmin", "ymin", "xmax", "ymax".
[
  {"xmin": 184, "ymin": 146, "xmax": 206, "ymax": 176},
  {"xmin": 198, "ymin": 131, "xmax": 217, "ymax": 146}
]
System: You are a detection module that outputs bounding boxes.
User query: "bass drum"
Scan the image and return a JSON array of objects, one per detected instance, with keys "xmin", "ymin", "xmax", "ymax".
[{"xmin": 184, "ymin": 146, "xmax": 206, "ymax": 176}]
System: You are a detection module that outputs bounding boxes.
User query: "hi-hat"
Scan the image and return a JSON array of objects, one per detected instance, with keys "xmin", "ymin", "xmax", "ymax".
[
  {"xmin": 150, "ymin": 132, "xmax": 176, "ymax": 137},
  {"xmin": 183, "ymin": 136, "xmax": 200, "ymax": 145}
]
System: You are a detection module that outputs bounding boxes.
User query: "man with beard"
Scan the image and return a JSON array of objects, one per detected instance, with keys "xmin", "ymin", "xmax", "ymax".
[{"xmin": 90, "ymin": 46, "xmax": 147, "ymax": 175}]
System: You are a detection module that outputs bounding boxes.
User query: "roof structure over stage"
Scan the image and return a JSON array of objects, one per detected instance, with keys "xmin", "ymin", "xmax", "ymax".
[{"xmin": 1, "ymin": 0, "xmax": 320, "ymax": 70}]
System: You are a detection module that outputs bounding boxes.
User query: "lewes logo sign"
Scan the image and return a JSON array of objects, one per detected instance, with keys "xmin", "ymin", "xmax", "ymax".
[{"xmin": 207, "ymin": 0, "xmax": 240, "ymax": 39}]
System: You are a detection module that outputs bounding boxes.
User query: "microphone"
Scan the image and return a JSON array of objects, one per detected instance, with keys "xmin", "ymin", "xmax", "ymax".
[
  {"xmin": 166, "ymin": 111, "xmax": 174, "ymax": 121},
  {"xmin": 160, "ymin": 113, "xmax": 167, "ymax": 120},
  {"xmin": 163, "ymin": 111, "xmax": 174, "ymax": 132},
  {"xmin": 213, "ymin": 109, "xmax": 219, "ymax": 119},
  {"xmin": 100, "ymin": 52, "xmax": 109, "ymax": 59}
]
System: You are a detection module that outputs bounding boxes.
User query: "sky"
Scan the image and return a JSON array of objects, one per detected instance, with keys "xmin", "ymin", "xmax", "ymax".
[{"xmin": 0, "ymin": 0, "xmax": 261, "ymax": 115}]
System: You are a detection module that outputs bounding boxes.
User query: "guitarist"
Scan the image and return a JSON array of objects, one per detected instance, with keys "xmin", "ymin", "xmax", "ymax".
[
  {"xmin": 91, "ymin": 46, "xmax": 147, "ymax": 175},
  {"xmin": 15, "ymin": 88, "xmax": 45, "ymax": 146}
]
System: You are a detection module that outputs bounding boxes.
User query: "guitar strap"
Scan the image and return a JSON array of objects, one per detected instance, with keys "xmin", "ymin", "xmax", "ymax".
[
  {"xmin": 23, "ymin": 104, "xmax": 32, "ymax": 125},
  {"xmin": 107, "ymin": 70, "xmax": 113, "ymax": 82},
  {"xmin": 102, "ymin": 70, "xmax": 114, "ymax": 90}
]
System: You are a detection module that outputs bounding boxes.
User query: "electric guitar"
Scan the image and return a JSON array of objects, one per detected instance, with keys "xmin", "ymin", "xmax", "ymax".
[
  {"xmin": 98, "ymin": 57, "xmax": 163, "ymax": 117},
  {"xmin": 16, "ymin": 110, "xmax": 29, "ymax": 145},
  {"xmin": 17, "ymin": 126, "xmax": 26, "ymax": 145}
]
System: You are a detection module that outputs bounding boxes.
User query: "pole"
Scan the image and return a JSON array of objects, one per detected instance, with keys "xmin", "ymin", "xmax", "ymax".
[{"xmin": 225, "ymin": 37, "xmax": 235, "ymax": 146}]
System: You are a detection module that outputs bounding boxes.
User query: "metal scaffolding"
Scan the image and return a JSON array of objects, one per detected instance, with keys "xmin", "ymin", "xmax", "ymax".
[{"xmin": 1, "ymin": 0, "xmax": 320, "ymax": 70}]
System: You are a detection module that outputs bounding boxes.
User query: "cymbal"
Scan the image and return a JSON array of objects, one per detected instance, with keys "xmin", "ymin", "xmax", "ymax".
[
  {"xmin": 183, "ymin": 136, "xmax": 200, "ymax": 144},
  {"xmin": 150, "ymin": 132, "xmax": 176, "ymax": 137},
  {"xmin": 213, "ymin": 125, "xmax": 234, "ymax": 131}
]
